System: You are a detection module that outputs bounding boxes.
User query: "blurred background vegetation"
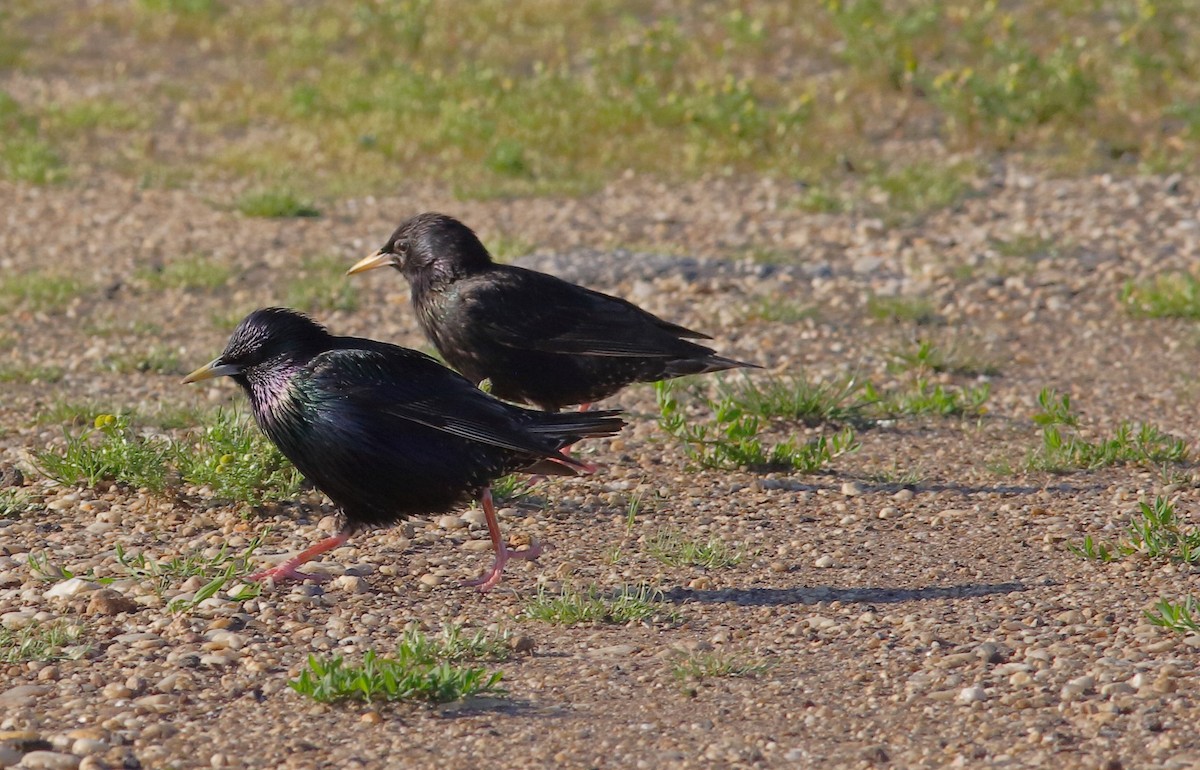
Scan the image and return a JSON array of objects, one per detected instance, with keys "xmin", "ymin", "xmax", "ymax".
[{"xmin": 1, "ymin": 0, "xmax": 1197, "ymax": 206}]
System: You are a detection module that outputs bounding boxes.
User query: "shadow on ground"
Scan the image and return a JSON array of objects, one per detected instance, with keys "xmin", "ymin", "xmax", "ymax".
[{"xmin": 662, "ymin": 582, "xmax": 1028, "ymax": 606}]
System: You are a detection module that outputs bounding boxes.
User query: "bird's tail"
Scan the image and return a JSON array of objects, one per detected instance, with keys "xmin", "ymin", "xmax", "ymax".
[
  {"xmin": 522, "ymin": 408, "xmax": 625, "ymax": 476},
  {"xmin": 665, "ymin": 354, "xmax": 761, "ymax": 378}
]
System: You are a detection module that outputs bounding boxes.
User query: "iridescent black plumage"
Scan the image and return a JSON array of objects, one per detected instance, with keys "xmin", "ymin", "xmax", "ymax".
[
  {"xmin": 349, "ymin": 212, "xmax": 759, "ymax": 411},
  {"xmin": 184, "ymin": 308, "xmax": 624, "ymax": 587}
]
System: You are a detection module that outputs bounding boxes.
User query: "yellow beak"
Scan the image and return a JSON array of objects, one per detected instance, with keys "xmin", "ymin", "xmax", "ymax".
[
  {"xmin": 182, "ymin": 358, "xmax": 241, "ymax": 384},
  {"xmin": 346, "ymin": 250, "xmax": 395, "ymax": 276}
]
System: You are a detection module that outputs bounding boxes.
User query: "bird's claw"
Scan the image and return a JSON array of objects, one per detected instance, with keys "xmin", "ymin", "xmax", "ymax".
[
  {"xmin": 250, "ymin": 564, "xmax": 330, "ymax": 584},
  {"xmin": 462, "ymin": 540, "xmax": 545, "ymax": 592}
]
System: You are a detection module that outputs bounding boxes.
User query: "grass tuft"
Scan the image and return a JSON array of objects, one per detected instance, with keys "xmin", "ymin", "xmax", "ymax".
[
  {"xmin": 0, "ymin": 619, "xmax": 85, "ymax": 664},
  {"xmin": 671, "ymin": 651, "xmax": 771, "ymax": 684},
  {"xmin": 174, "ymin": 409, "xmax": 304, "ymax": 506},
  {"xmin": 1146, "ymin": 595, "xmax": 1200, "ymax": 635},
  {"xmin": 1121, "ymin": 272, "xmax": 1200, "ymax": 319},
  {"xmin": 523, "ymin": 583, "xmax": 679, "ymax": 626},
  {"xmin": 1070, "ymin": 497, "xmax": 1200, "ymax": 564},
  {"xmin": 35, "ymin": 413, "xmax": 170, "ymax": 492},
  {"xmin": 289, "ymin": 627, "xmax": 507, "ymax": 704},
  {"xmin": 647, "ymin": 531, "xmax": 743, "ymax": 569},
  {"xmin": 235, "ymin": 188, "xmax": 320, "ymax": 218}
]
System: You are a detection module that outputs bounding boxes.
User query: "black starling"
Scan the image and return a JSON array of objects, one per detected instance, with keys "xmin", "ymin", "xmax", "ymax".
[
  {"xmin": 347, "ymin": 212, "xmax": 759, "ymax": 411},
  {"xmin": 183, "ymin": 308, "xmax": 624, "ymax": 591}
]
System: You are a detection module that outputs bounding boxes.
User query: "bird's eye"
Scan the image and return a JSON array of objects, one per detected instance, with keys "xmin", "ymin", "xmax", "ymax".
[{"xmin": 396, "ymin": 238, "xmax": 410, "ymax": 254}]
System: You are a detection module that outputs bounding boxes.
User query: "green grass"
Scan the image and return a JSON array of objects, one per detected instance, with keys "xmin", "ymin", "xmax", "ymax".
[
  {"xmin": 288, "ymin": 627, "xmax": 508, "ymax": 704},
  {"xmin": 0, "ymin": 489, "xmax": 30, "ymax": 518},
  {"xmin": 35, "ymin": 413, "xmax": 171, "ymax": 492},
  {"xmin": 136, "ymin": 255, "xmax": 234, "ymax": 291},
  {"xmin": 1121, "ymin": 272, "xmax": 1200, "ymax": 319},
  {"xmin": 714, "ymin": 374, "xmax": 868, "ymax": 425},
  {"xmin": 12, "ymin": 1, "xmax": 1200, "ymax": 195},
  {"xmin": 100, "ymin": 345, "xmax": 184, "ymax": 375},
  {"xmin": 33, "ymin": 409, "xmax": 303, "ymax": 505},
  {"xmin": 523, "ymin": 584, "xmax": 680, "ymax": 626},
  {"xmin": 1146, "ymin": 595, "xmax": 1200, "ymax": 635},
  {"xmin": 174, "ymin": 409, "xmax": 304, "ymax": 506},
  {"xmin": 671, "ymin": 652, "xmax": 772, "ymax": 684},
  {"xmin": 1070, "ymin": 497, "xmax": 1200, "ymax": 565},
  {"xmin": 865, "ymin": 379, "xmax": 991, "ymax": 419},
  {"xmin": 283, "ymin": 255, "xmax": 358, "ymax": 313},
  {"xmin": 866, "ymin": 295, "xmax": 939, "ymax": 325},
  {"xmin": 887, "ymin": 339, "xmax": 1001, "ymax": 378},
  {"xmin": 234, "ymin": 187, "xmax": 320, "ymax": 218},
  {"xmin": 647, "ymin": 531, "xmax": 743, "ymax": 569},
  {"xmin": 1026, "ymin": 389, "xmax": 1188, "ymax": 472},
  {"xmin": 0, "ymin": 270, "xmax": 88, "ymax": 314},
  {"xmin": 656, "ymin": 380, "xmax": 859, "ymax": 472},
  {"xmin": 0, "ymin": 363, "xmax": 65, "ymax": 384},
  {"xmin": 114, "ymin": 537, "xmax": 264, "ymax": 612},
  {"xmin": 991, "ymin": 235, "xmax": 1060, "ymax": 259},
  {"xmin": 0, "ymin": 91, "xmax": 66, "ymax": 184},
  {"xmin": 0, "ymin": 620, "xmax": 85, "ymax": 664},
  {"xmin": 743, "ymin": 298, "xmax": 819, "ymax": 324}
]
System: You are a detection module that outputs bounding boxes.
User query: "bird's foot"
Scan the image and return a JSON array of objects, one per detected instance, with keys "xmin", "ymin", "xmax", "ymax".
[
  {"xmin": 462, "ymin": 540, "xmax": 545, "ymax": 592},
  {"xmin": 249, "ymin": 563, "xmax": 330, "ymax": 584}
]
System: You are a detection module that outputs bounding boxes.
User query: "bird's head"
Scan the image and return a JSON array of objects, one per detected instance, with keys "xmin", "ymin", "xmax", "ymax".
[
  {"xmin": 183, "ymin": 307, "xmax": 332, "ymax": 387},
  {"xmin": 347, "ymin": 212, "xmax": 493, "ymax": 287}
]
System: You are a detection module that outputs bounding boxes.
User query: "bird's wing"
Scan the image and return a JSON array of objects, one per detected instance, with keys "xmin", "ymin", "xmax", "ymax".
[
  {"xmin": 460, "ymin": 269, "xmax": 713, "ymax": 358},
  {"xmin": 303, "ymin": 345, "xmax": 564, "ymax": 457}
]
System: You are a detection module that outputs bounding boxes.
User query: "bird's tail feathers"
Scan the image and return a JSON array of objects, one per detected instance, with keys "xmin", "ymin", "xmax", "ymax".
[
  {"xmin": 666, "ymin": 355, "xmax": 761, "ymax": 377},
  {"xmin": 525, "ymin": 409, "xmax": 625, "ymax": 442}
]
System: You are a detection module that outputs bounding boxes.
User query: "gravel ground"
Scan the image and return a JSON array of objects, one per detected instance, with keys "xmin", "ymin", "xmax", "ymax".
[{"xmin": 2, "ymin": 168, "xmax": 1200, "ymax": 769}]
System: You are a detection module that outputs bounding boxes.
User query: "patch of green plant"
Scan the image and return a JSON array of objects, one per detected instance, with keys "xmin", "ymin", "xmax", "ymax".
[
  {"xmin": 647, "ymin": 531, "xmax": 743, "ymax": 569},
  {"xmin": 488, "ymin": 474, "xmax": 535, "ymax": 506},
  {"xmin": 656, "ymin": 380, "xmax": 859, "ymax": 472},
  {"xmin": 0, "ymin": 620, "xmax": 85, "ymax": 664},
  {"xmin": 715, "ymin": 374, "xmax": 868, "ymax": 425},
  {"xmin": 868, "ymin": 160, "xmax": 977, "ymax": 220},
  {"xmin": 0, "ymin": 270, "xmax": 87, "ymax": 314},
  {"xmin": 1027, "ymin": 392, "xmax": 1188, "ymax": 472},
  {"xmin": 234, "ymin": 187, "xmax": 319, "ymax": 218},
  {"xmin": 0, "ymin": 489, "xmax": 30, "ymax": 518},
  {"xmin": 487, "ymin": 234, "xmax": 536, "ymax": 263},
  {"xmin": 1146, "ymin": 595, "xmax": 1200, "ymax": 635},
  {"xmin": 522, "ymin": 583, "xmax": 680, "ymax": 626},
  {"xmin": 397, "ymin": 624, "xmax": 512, "ymax": 664},
  {"xmin": 0, "ymin": 91, "xmax": 65, "ymax": 184},
  {"xmin": 865, "ymin": 379, "xmax": 990, "ymax": 419},
  {"xmin": 136, "ymin": 256, "xmax": 233, "ymax": 291},
  {"xmin": 1070, "ymin": 497, "xmax": 1200, "ymax": 564},
  {"xmin": 283, "ymin": 255, "xmax": 358, "ymax": 313},
  {"xmin": 991, "ymin": 235, "xmax": 1058, "ymax": 259},
  {"xmin": 288, "ymin": 629, "xmax": 506, "ymax": 704},
  {"xmin": 743, "ymin": 298, "xmax": 819, "ymax": 324},
  {"xmin": 174, "ymin": 409, "xmax": 303, "ymax": 506},
  {"xmin": 1121, "ymin": 272, "xmax": 1200, "ymax": 319},
  {"xmin": 866, "ymin": 294, "xmax": 939, "ymax": 325},
  {"xmin": 861, "ymin": 462, "xmax": 925, "ymax": 488},
  {"xmin": 671, "ymin": 651, "xmax": 771, "ymax": 684},
  {"xmin": 35, "ymin": 413, "xmax": 170, "ymax": 492},
  {"xmin": 101, "ymin": 345, "xmax": 183, "ymax": 375},
  {"xmin": 887, "ymin": 339, "xmax": 1000, "ymax": 378},
  {"xmin": 0, "ymin": 363, "xmax": 64, "ymax": 384},
  {"xmin": 793, "ymin": 184, "xmax": 845, "ymax": 214},
  {"xmin": 32, "ymin": 400, "xmax": 107, "ymax": 427}
]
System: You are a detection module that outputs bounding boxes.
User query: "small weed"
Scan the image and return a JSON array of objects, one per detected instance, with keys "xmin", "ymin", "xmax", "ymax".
[
  {"xmin": 865, "ymin": 379, "xmax": 991, "ymax": 418},
  {"xmin": 397, "ymin": 624, "xmax": 512, "ymax": 664},
  {"xmin": 234, "ymin": 188, "xmax": 319, "ymax": 218},
  {"xmin": 35, "ymin": 413, "xmax": 170, "ymax": 492},
  {"xmin": 174, "ymin": 409, "xmax": 303, "ymax": 506},
  {"xmin": 101, "ymin": 345, "xmax": 183, "ymax": 375},
  {"xmin": 289, "ymin": 628, "xmax": 506, "ymax": 704},
  {"xmin": 991, "ymin": 235, "xmax": 1059, "ymax": 259},
  {"xmin": 868, "ymin": 160, "xmax": 977, "ymax": 221},
  {"xmin": 671, "ymin": 652, "xmax": 771, "ymax": 684},
  {"xmin": 283, "ymin": 255, "xmax": 358, "ymax": 312},
  {"xmin": 136, "ymin": 256, "xmax": 233, "ymax": 291},
  {"xmin": 793, "ymin": 184, "xmax": 845, "ymax": 214},
  {"xmin": 33, "ymin": 400, "xmax": 107, "ymax": 427},
  {"xmin": 862, "ymin": 463, "xmax": 925, "ymax": 488},
  {"xmin": 0, "ymin": 620, "xmax": 85, "ymax": 664},
  {"xmin": 1121, "ymin": 272, "xmax": 1200, "ymax": 319},
  {"xmin": 647, "ymin": 531, "xmax": 743, "ymax": 569},
  {"xmin": 0, "ymin": 92, "xmax": 66, "ymax": 184},
  {"xmin": 1031, "ymin": 388, "xmax": 1079, "ymax": 428},
  {"xmin": 1028, "ymin": 416, "xmax": 1189, "ymax": 473},
  {"xmin": 887, "ymin": 339, "xmax": 1001, "ymax": 378},
  {"xmin": 715, "ymin": 375, "xmax": 868, "ymax": 425},
  {"xmin": 0, "ymin": 270, "xmax": 87, "ymax": 314},
  {"xmin": 624, "ymin": 492, "xmax": 647, "ymax": 531},
  {"xmin": 489, "ymin": 474, "xmax": 535, "ymax": 506},
  {"xmin": 1070, "ymin": 497, "xmax": 1200, "ymax": 564},
  {"xmin": 1146, "ymin": 595, "xmax": 1200, "ymax": 635},
  {"xmin": 656, "ymin": 380, "xmax": 859, "ymax": 472},
  {"xmin": 487, "ymin": 234, "xmax": 536, "ymax": 263},
  {"xmin": 743, "ymin": 298, "xmax": 819, "ymax": 324},
  {"xmin": 866, "ymin": 294, "xmax": 939, "ymax": 325},
  {"xmin": 523, "ymin": 584, "xmax": 679, "ymax": 626},
  {"xmin": 0, "ymin": 363, "xmax": 64, "ymax": 384},
  {"xmin": 0, "ymin": 489, "xmax": 29, "ymax": 518}
]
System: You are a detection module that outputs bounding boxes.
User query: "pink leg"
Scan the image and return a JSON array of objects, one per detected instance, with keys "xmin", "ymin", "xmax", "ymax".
[
  {"xmin": 463, "ymin": 488, "xmax": 543, "ymax": 592},
  {"xmin": 250, "ymin": 530, "xmax": 351, "ymax": 584}
]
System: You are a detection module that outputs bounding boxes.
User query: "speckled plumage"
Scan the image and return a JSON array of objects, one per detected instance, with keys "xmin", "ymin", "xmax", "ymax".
[
  {"xmin": 354, "ymin": 213, "xmax": 759, "ymax": 411},
  {"xmin": 187, "ymin": 308, "xmax": 624, "ymax": 585}
]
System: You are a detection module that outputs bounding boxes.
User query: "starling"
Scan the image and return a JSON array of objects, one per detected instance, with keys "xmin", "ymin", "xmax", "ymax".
[
  {"xmin": 183, "ymin": 308, "xmax": 624, "ymax": 591},
  {"xmin": 347, "ymin": 212, "xmax": 759, "ymax": 411}
]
